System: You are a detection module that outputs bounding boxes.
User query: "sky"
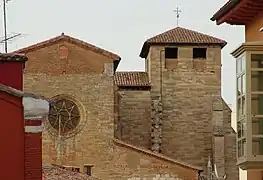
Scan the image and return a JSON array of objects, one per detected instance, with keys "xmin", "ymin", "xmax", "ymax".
[{"xmin": 0, "ymin": 0, "xmax": 245, "ymax": 108}]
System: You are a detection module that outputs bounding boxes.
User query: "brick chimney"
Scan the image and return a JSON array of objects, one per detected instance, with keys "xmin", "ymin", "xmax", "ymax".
[{"xmin": 0, "ymin": 53, "xmax": 50, "ymax": 180}]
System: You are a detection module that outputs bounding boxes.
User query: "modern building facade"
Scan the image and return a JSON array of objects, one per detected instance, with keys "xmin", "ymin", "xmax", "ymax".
[{"xmin": 211, "ymin": 0, "xmax": 263, "ymax": 179}]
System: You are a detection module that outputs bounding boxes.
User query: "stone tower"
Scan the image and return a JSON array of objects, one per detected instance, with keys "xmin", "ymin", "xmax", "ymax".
[{"xmin": 139, "ymin": 27, "xmax": 238, "ymax": 180}]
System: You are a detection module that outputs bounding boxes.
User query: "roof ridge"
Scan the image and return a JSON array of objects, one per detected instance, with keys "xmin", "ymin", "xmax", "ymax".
[
  {"xmin": 140, "ymin": 26, "xmax": 227, "ymax": 58},
  {"xmin": 177, "ymin": 27, "xmax": 225, "ymax": 41},
  {"xmin": 113, "ymin": 138, "xmax": 203, "ymax": 171},
  {"xmin": 148, "ymin": 26, "xmax": 226, "ymax": 43},
  {"xmin": 13, "ymin": 33, "xmax": 121, "ymax": 61}
]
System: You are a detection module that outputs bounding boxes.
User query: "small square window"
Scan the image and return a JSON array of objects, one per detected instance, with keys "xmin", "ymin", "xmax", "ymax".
[
  {"xmin": 84, "ymin": 165, "xmax": 94, "ymax": 176},
  {"xmin": 165, "ymin": 47, "xmax": 178, "ymax": 59},
  {"xmin": 193, "ymin": 48, "xmax": 207, "ymax": 59},
  {"xmin": 72, "ymin": 167, "xmax": 80, "ymax": 172}
]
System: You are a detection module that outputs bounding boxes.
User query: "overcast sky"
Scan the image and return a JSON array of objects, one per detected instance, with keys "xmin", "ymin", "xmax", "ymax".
[{"xmin": 1, "ymin": 0, "xmax": 244, "ymax": 108}]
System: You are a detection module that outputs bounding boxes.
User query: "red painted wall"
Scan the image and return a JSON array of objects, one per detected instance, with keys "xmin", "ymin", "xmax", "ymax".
[
  {"xmin": 0, "ymin": 62, "xmax": 23, "ymax": 90},
  {"xmin": 0, "ymin": 91, "xmax": 24, "ymax": 180},
  {"xmin": 25, "ymin": 120, "xmax": 42, "ymax": 180}
]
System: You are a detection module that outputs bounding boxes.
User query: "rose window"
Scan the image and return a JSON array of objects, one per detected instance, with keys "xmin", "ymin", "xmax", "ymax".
[{"xmin": 48, "ymin": 98, "xmax": 80, "ymax": 135}]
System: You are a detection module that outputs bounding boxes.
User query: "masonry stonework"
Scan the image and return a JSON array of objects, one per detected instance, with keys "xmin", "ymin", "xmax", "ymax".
[
  {"xmin": 21, "ymin": 36, "xmax": 200, "ymax": 180},
  {"xmin": 19, "ymin": 27, "xmax": 238, "ymax": 179},
  {"xmin": 139, "ymin": 43, "xmax": 238, "ymax": 179},
  {"xmin": 117, "ymin": 90, "xmax": 151, "ymax": 149}
]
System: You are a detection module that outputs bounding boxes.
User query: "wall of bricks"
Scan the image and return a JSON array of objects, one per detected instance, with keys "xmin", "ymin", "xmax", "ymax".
[
  {"xmin": 110, "ymin": 140, "xmax": 199, "ymax": 180},
  {"xmin": 25, "ymin": 132, "xmax": 42, "ymax": 180},
  {"xmin": 117, "ymin": 90, "xmax": 151, "ymax": 149},
  {"xmin": 22, "ymin": 39, "xmax": 238, "ymax": 179},
  {"xmin": 24, "ymin": 71, "xmax": 199, "ymax": 179},
  {"xmin": 223, "ymin": 101, "xmax": 239, "ymax": 180},
  {"xmin": 145, "ymin": 45, "xmax": 238, "ymax": 179},
  {"xmin": 23, "ymin": 41, "xmax": 201, "ymax": 179},
  {"xmin": 128, "ymin": 174, "xmax": 183, "ymax": 180},
  {"xmin": 23, "ymin": 42, "xmax": 115, "ymax": 179},
  {"xmin": 24, "ymin": 72, "xmax": 115, "ymax": 174}
]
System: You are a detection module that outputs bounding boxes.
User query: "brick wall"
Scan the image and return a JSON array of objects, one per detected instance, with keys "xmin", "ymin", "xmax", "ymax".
[
  {"xmin": 23, "ymin": 42, "xmax": 115, "ymax": 178},
  {"xmin": 117, "ymin": 90, "xmax": 151, "ymax": 149},
  {"xmin": 146, "ymin": 45, "xmax": 238, "ymax": 179},
  {"xmin": 148, "ymin": 46, "xmax": 220, "ymax": 166},
  {"xmin": 22, "ymin": 40, "xmax": 203, "ymax": 179},
  {"xmin": 25, "ymin": 132, "xmax": 42, "ymax": 180},
  {"xmin": 223, "ymin": 102, "xmax": 239, "ymax": 180},
  {"xmin": 23, "ymin": 42, "xmax": 114, "ymax": 75},
  {"xmin": 24, "ymin": 72, "xmax": 115, "ymax": 172},
  {"xmin": 111, "ymin": 139, "xmax": 200, "ymax": 180}
]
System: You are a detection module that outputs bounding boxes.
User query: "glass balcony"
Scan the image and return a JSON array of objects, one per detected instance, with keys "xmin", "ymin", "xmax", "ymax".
[{"xmin": 231, "ymin": 41, "xmax": 263, "ymax": 170}]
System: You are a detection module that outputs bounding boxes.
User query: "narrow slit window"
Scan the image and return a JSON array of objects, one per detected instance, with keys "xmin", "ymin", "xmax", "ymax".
[
  {"xmin": 193, "ymin": 48, "xmax": 207, "ymax": 59},
  {"xmin": 165, "ymin": 47, "xmax": 178, "ymax": 59}
]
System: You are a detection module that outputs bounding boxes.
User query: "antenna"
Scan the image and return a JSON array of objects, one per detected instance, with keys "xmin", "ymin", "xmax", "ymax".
[{"xmin": 2, "ymin": 0, "xmax": 22, "ymax": 53}]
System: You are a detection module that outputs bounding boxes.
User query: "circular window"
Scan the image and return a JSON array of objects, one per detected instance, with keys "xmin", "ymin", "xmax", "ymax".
[{"xmin": 48, "ymin": 98, "xmax": 80, "ymax": 134}]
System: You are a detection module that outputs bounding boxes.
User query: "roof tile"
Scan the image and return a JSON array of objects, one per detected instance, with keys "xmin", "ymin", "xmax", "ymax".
[
  {"xmin": 140, "ymin": 27, "xmax": 227, "ymax": 58},
  {"xmin": 0, "ymin": 53, "xmax": 28, "ymax": 62},
  {"xmin": 114, "ymin": 72, "xmax": 150, "ymax": 87},
  {"xmin": 146, "ymin": 27, "xmax": 226, "ymax": 46},
  {"xmin": 13, "ymin": 33, "xmax": 121, "ymax": 61},
  {"xmin": 43, "ymin": 164, "xmax": 99, "ymax": 180}
]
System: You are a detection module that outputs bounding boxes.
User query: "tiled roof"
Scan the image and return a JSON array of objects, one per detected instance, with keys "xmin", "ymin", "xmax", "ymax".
[
  {"xmin": 0, "ymin": 53, "xmax": 27, "ymax": 62},
  {"xmin": 140, "ymin": 27, "xmax": 227, "ymax": 58},
  {"xmin": 0, "ymin": 83, "xmax": 45, "ymax": 99},
  {"xmin": 114, "ymin": 139, "xmax": 203, "ymax": 171},
  {"xmin": 42, "ymin": 164, "xmax": 99, "ymax": 180},
  {"xmin": 13, "ymin": 33, "xmax": 121, "ymax": 61},
  {"xmin": 114, "ymin": 72, "xmax": 150, "ymax": 87},
  {"xmin": 210, "ymin": 0, "xmax": 240, "ymax": 22},
  {"xmin": 210, "ymin": 0, "xmax": 234, "ymax": 21},
  {"xmin": 146, "ymin": 27, "xmax": 226, "ymax": 45}
]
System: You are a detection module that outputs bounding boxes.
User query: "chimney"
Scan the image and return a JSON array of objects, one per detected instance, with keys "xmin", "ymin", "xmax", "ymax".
[{"xmin": 0, "ymin": 53, "xmax": 27, "ymax": 90}]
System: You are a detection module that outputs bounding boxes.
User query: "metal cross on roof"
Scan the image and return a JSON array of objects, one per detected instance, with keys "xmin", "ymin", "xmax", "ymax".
[{"xmin": 173, "ymin": 7, "xmax": 182, "ymax": 27}]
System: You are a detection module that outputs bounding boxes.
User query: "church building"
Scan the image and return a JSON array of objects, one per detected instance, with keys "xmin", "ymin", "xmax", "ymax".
[{"xmin": 14, "ymin": 27, "xmax": 238, "ymax": 179}]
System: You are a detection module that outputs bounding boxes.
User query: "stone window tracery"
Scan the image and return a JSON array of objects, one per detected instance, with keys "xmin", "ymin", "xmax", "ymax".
[{"xmin": 48, "ymin": 98, "xmax": 80, "ymax": 135}]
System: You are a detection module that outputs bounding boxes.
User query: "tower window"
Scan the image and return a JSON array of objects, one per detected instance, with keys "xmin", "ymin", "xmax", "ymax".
[
  {"xmin": 193, "ymin": 48, "xmax": 207, "ymax": 59},
  {"xmin": 165, "ymin": 47, "xmax": 178, "ymax": 59},
  {"xmin": 84, "ymin": 165, "xmax": 93, "ymax": 176}
]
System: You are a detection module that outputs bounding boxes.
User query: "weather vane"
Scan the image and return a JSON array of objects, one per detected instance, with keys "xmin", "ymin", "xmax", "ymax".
[{"xmin": 173, "ymin": 7, "xmax": 182, "ymax": 27}]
